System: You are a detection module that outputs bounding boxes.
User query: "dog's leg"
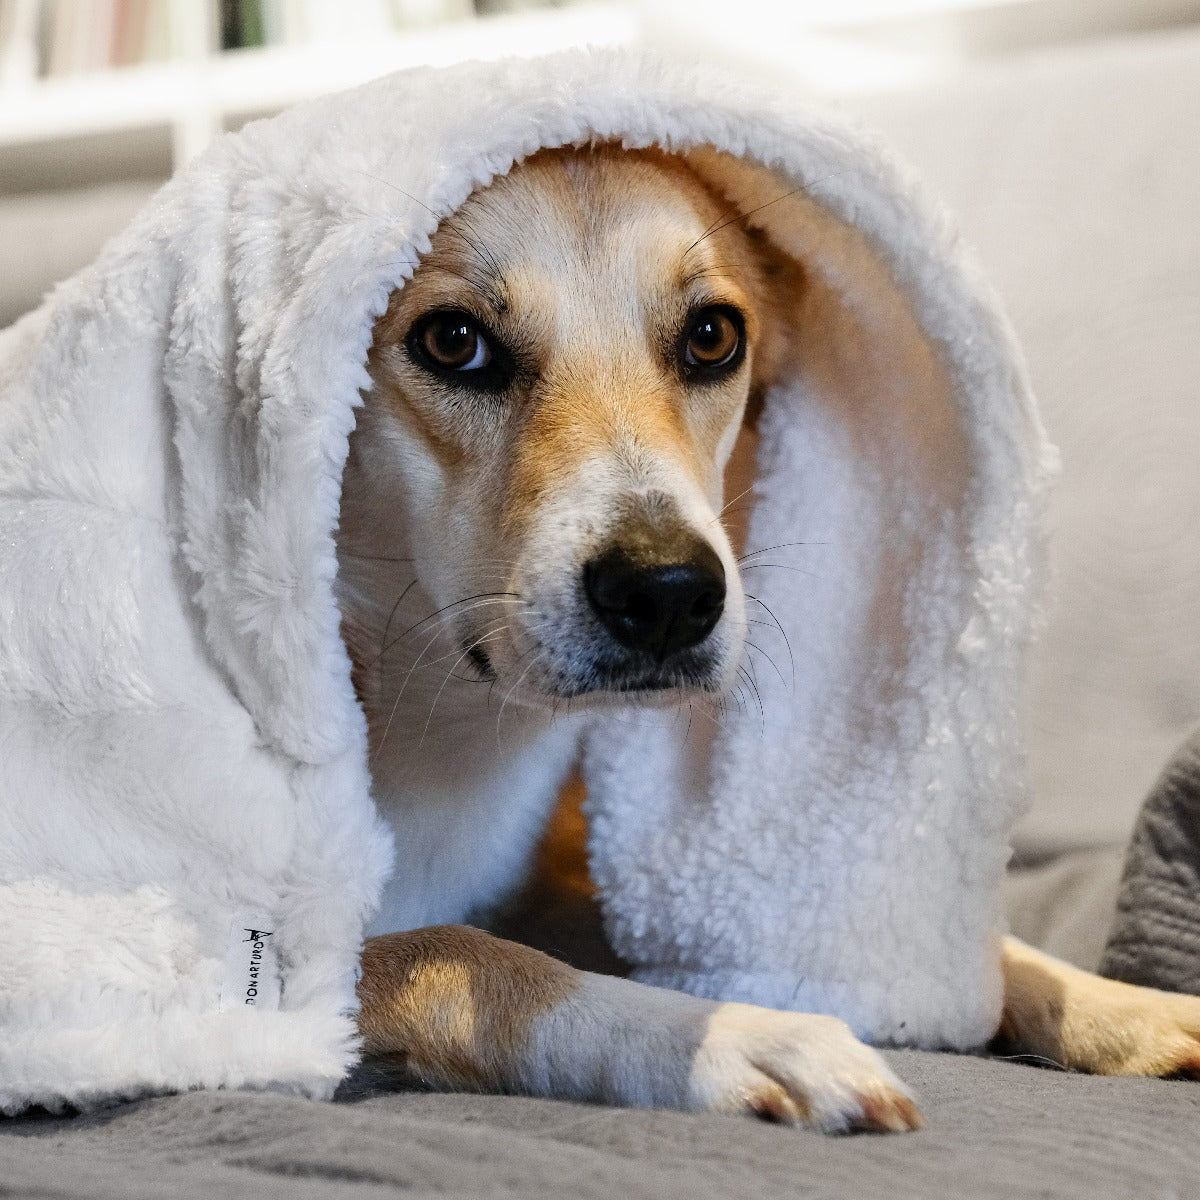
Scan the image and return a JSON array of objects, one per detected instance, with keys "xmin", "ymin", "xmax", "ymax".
[
  {"xmin": 999, "ymin": 935, "xmax": 1200, "ymax": 1076},
  {"xmin": 358, "ymin": 926, "xmax": 921, "ymax": 1131}
]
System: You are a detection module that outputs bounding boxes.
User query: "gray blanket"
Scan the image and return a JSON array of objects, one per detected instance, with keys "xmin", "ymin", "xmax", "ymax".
[
  {"xmin": 1101, "ymin": 727, "xmax": 1200, "ymax": 994},
  {"xmin": 3, "ymin": 1052, "xmax": 1199, "ymax": 1200},
  {"xmin": 2, "ymin": 847, "xmax": 1197, "ymax": 1199}
]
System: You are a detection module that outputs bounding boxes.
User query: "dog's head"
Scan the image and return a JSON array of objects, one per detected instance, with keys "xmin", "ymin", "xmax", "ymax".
[{"xmin": 348, "ymin": 146, "xmax": 790, "ymax": 708}]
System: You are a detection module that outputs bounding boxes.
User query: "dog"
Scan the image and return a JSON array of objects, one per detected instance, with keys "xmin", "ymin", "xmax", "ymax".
[{"xmin": 335, "ymin": 144, "xmax": 1200, "ymax": 1132}]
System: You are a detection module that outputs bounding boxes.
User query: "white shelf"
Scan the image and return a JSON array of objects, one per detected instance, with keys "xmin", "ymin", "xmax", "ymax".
[
  {"xmin": 0, "ymin": 3, "xmax": 639, "ymax": 173},
  {"xmin": 3, "ymin": 0, "xmax": 1197, "ymax": 193}
]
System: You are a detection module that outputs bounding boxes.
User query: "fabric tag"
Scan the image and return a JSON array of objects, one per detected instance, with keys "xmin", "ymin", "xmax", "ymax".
[{"xmin": 220, "ymin": 915, "xmax": 282, "ymax": 1013}]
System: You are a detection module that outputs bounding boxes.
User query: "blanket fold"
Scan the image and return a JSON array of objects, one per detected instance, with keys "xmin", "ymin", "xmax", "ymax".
[
  {"xmin": 1100, "ymin": 728, "xmax": 1200, "ymax": 994},
  {"xmin": 0, "ymin": 49, "xmax": 1051, "ymax": 1112}
]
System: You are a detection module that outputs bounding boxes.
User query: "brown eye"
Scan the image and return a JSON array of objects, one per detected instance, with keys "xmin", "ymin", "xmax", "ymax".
[
  {"xmin": 406, "ymin": 310, "xmax": 516, "ymax": 394},
  {"xmin": 682, "ymin": 306, "xmax": 744, "ymax": 375},
  {"xmin": 414, "ymin": 311, "xmax": 491, "ymax": 371}
]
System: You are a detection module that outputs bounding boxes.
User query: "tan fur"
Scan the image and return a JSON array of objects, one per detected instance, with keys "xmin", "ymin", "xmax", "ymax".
[
  {"xmin": 340, "ymin": 143, "xmax": 780, "ymax": 734},
  {"xmin": 489, "ymin": 773, "xmax": 627, "ymax": 977},
  {"xmin": 357, "ymin": 925, "xmax": 580, "ymax": 1090},
  {"xmin": 998, "ymin": 937, "xmax": 1200, "ymax": 1077},
  {"xmin": 496, "ymin": 789, "xmax": 1200, "ymax": 1084}
]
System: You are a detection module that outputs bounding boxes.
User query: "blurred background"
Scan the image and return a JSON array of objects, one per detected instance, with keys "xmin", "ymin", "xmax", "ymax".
[
  {"xmin": 1, "ymin": 0, "xmax": 1199, "ymax": 964},
  {"xmin": 2, "ymin": 0, "xmax": 1197, "ymax": 322},
  {"xmin": 3, "ymin": 1, "xmax": 1199, "ymax": 202}
]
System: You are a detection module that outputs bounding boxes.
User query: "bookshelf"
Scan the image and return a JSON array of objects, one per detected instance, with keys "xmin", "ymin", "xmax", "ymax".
[
  {"xmin": 3, "ymin": 0, "xmax": 1199, "ymax": 195},
  {"xmin": 0, "ymin": 2, "xmax": 639, "ymax": 191},
  {"xmin": 2, "ymin": 0, "xmax": 1197, "ymax": 326}
]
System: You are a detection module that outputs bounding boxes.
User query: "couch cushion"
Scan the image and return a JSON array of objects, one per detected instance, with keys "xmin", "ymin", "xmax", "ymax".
[{"xmin": 851, "ymin": 27, "xmax": 1200, "ymax": 855}]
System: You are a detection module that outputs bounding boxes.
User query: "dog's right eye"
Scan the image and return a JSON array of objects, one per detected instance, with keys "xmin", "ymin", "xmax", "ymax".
[
  {"xmin": 678, "ymin": 305, "xmax": 746, "ymax": 382},
  {"xmin": 406, "ymin": 311, "xmax": 514, "ymax": 392},
  {"xmin": 410, "ymin": 312, "xmax": 491, "ymax": 371}
]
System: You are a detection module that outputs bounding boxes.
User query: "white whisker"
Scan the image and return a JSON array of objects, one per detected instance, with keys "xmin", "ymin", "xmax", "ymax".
[
  {"xmin": 418, "ymin": 622, "xmax": 511, "ymax": 747},
  {"xmin": 495, "ymin": 650, "xmax": 541, "ymax": 748}
]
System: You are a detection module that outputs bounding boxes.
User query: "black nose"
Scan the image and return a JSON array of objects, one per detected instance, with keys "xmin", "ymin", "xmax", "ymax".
[{"xmin": 583, "ymin": 538, "xmax": 726, "ymax": 661}]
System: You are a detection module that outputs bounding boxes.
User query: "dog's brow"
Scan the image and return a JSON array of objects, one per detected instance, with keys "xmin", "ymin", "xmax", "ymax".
[
  {"xmin": 680, "ymin": 264, "xmax": 737, "ymax": 290},
  {"xmin": 438, "ymin": 214, "xmax": 510, "ymax": 311},
  {"xmin": 677, "ymin": 236, "xmax": 736, "ymax": 286},
  {"xmin": 422, "ymin": 258, "xmax": 508, "ymax": 316}
]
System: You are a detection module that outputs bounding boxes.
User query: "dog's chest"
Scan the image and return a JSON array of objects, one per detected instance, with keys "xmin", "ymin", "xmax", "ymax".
[{"xmin": 365, "ymin": 707, "xmax": 584, "ymax": 936}]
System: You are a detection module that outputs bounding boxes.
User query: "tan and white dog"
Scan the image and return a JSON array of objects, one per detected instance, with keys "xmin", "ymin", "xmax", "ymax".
[{"xmin": 335, "ymin": 145, "xmax": 1200, "ymax": 1132}]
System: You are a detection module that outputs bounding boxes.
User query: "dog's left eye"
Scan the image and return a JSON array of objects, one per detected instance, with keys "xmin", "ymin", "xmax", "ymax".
[{"xmin": 680, "ymin": 306, "xmax": 745, "ymax": 377}]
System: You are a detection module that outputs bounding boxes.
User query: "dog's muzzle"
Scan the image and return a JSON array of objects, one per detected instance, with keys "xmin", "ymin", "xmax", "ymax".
[{"xmin": 583, "ymin": 528, "xmax": 725, "ymax": 663}]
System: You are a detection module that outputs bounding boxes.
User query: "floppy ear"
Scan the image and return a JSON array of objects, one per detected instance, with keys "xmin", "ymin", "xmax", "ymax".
[
  {"xmin": 693, "ymin": 146, "xmax": 968, "ymax": 499},
  {"xmin": 720, "ymin": 225, "xmax": 805, "ymax": 561},
  {"xmin": 707, "ymin": 154, "xmax": 970, "ymax": 716},
  {"xmin": 740, "ymin": 224, "xmax": 806, "ymax": 434}
]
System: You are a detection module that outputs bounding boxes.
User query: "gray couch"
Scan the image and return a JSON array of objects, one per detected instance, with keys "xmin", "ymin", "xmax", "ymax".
[{"xmin": 3, "ymin": 25, "xmax": 1199, "ymax": 1198}]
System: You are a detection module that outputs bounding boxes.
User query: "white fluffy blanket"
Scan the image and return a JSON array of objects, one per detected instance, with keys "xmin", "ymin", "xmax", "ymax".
[{"xmin": 0, "ymin": 50, "xmax": 1052, "ymax": 1113}]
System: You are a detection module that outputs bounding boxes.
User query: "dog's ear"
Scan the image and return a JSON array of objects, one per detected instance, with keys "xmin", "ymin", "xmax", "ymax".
[
  {"xmin": 742, "ymin": 224, "xmax": 807, "ymax": 433},
  {"xmin": 692, "ymin": 147, "xmax": 970, "ymax": 683}
]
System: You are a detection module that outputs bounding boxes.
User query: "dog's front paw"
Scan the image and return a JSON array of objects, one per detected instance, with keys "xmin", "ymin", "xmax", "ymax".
[
  {"xmin": 1155, "ymin": 993, "xmax": 1200, "ymax": 1077},
  {"xmin": 527, "ymin": 973, "xmax": 921, "ymax": 1131},
  {"xmin": 1063, "ymin": 987, "xmax": 1200, "ymax": 1077},
  {"xmin": 687, "ymin": 1003, "xmax": 922, "ymax": 1132},
  {"xmin": 1000, "ymin": 937, "xmax": 1200, "ymax": 1077}
]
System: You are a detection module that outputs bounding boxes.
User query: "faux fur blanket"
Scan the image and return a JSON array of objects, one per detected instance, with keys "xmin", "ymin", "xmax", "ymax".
[{"xmin": 0, "ymin": 50, "xmax": 1052, "ymax": 1114}]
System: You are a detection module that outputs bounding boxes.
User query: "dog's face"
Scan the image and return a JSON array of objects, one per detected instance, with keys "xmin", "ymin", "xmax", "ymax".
[{"xmin": 357, "ymin": 146, "xmax": 780, "ymax": 706}]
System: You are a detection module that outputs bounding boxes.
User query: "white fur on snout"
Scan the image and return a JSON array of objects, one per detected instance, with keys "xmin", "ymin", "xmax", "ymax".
[
  {"xmin": 510, "ymin": 451, "xmax": 748, "ymax": 701},
  {"xmin": 517, "ymin": 973, "xmax": 919, "ymax": 1132}
]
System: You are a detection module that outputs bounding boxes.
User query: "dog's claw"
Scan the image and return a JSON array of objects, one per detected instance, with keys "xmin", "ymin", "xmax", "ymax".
[
  {"xmin": 748, "ymin": 1081, "xmax": 809, "ymax": 1125},
  {"xmin": 857, "ymin": 1089, "xmax": 925, "ymax": 1133}
]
